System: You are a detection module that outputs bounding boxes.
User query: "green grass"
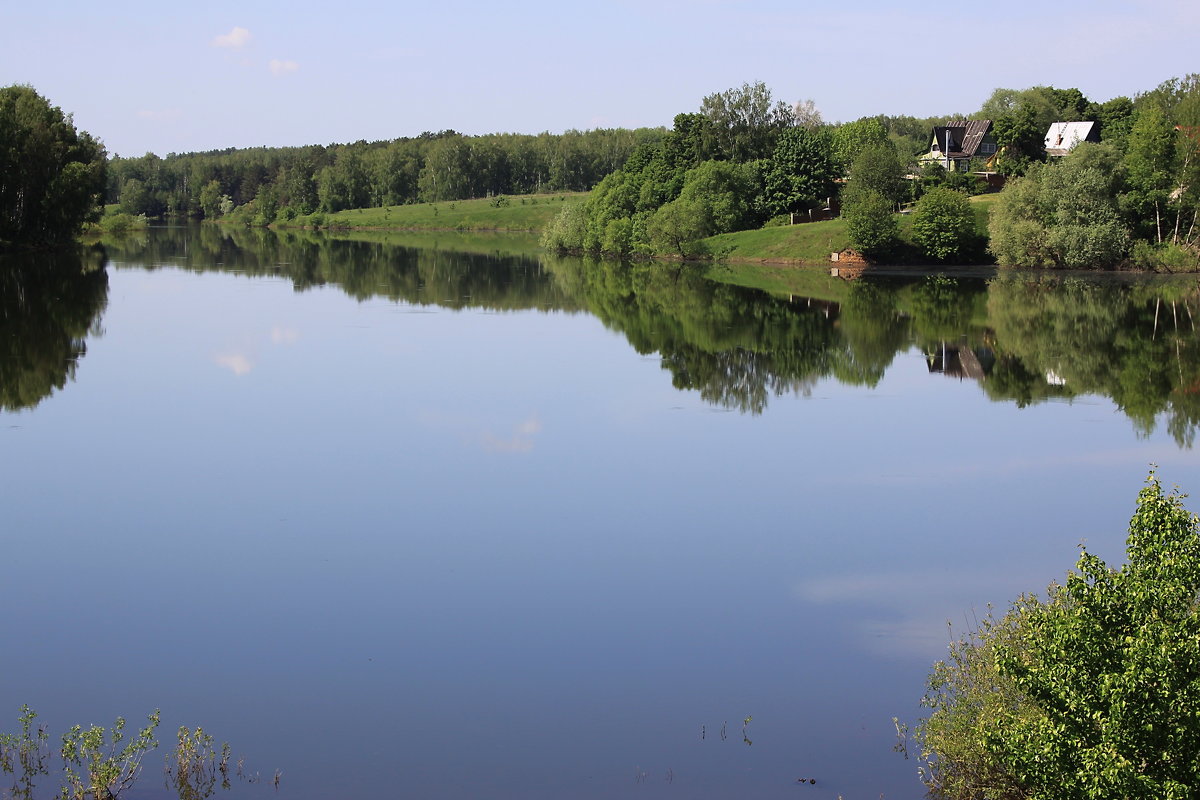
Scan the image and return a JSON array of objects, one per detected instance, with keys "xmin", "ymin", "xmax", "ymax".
[
  {"xmin": 705, "ymin": 191, "xmax": 999, "ymax": 266},
  {"xmin": 311, "ymin": 192, "xmax": 586, "ymax": 233},
  {"xmin": 703, "ymin": 218, "xmax": 852, "ymax": 264},
  {"xmin": 968, "ymin": 192, "xmax": 999, "ymax": 232}
]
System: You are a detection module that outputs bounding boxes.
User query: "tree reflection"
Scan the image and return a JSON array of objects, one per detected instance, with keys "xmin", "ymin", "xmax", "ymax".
[
  {"xmin": 986, "ymin": 277, "xmax": 1200, "ymax": 446},
  {"xmin": 99, "ymin": 227, "xmax": 1200, "ymax": 445},
  {"xmin": 0, "ymin": 247, "xmax": 108, "ymax": 412},
  {"xmin": 104, "ymin": 226, "xmax": 579, "ymax": 312},
  {"xmin": 547, "ymin": 258, "xmax": 840, "ymax": 414}
]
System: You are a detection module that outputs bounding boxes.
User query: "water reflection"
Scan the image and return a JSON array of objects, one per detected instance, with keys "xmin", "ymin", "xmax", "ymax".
[
  {"xmin": 9, "ymin": 226, "xmax": 1199, "ymax": 800},
  {"xmin": 87, "ymin": 227, "xmax": 1200, "ymax": 446},
  {"xmin": 0, "ymin": 247, "xmax": 108, "ymax": 412},
  {"xmin": 104, "ymin": 226, "xmax": 580, "ymax": 311}
]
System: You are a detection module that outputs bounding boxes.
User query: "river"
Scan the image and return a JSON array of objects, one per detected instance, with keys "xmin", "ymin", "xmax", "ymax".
[{"xmin": 2, "ymin": 225, "xmax": 1198, "ymax": 799}]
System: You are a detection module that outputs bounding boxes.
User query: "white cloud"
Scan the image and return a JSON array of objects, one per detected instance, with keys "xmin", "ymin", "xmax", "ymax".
[
  {"xmin": 483, "ymin": 416, "xmax": 542, "ymax": 453},
  {"xmin": 211, "ymin": 26, "xmax": 252, "ymax": 49},
  {"xmin": 268, "ymin": 59, "xmax": 300, "ymax": 77},
  {"xmin": 214, "ymin": 353, "xmax": 254, "ymax": 376},
  {"xmin": 270, "ymin": 326, "xmax": 299, "ymax": 344},
  {"xmin": 515, "ymin": 418, "xmax": 542, "ymax": 436}
]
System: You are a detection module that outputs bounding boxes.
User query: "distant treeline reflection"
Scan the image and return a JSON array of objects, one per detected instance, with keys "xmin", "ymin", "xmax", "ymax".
[{"xmin": 28, "ymin": 228, "xmax": 1200, "ymax": 447}]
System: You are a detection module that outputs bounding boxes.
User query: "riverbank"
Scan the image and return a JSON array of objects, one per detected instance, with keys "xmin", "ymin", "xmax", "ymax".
[
  {"xmin": 704, "ymin": 195, "xmax": 998, "ymax": 266},
  {"xmin": 286, "ymin": 192, "xmax": 586, "ymax": 233}
]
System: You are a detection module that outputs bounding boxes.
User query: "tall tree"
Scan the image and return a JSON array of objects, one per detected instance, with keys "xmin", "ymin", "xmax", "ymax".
[
  {"xmin": 846, "ymin": 142, "xmax": 906, "ymax": 207},
  {"xmin": 830, "ymin": 118, "xmax": 889, "ymax": 176},
  {"xmin": 1124, "ymin": 105, "xmax": 1177, "ymax": 243},
  {"xmin": 762, "ymin": 127, "xmax": 836, "ymax": 216},
  {"xmin": 0, "ymin": 85, "xmax": 106, "ymax": 248},
  {"xmin": 699, "ymin": 81, "xmax": 793, "ymax": 162}
]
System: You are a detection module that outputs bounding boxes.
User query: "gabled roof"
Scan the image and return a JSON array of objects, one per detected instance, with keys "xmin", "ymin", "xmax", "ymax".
[
  {"xmin": 929, "ymin": 120, "xmax": 993, "ymax": 159},
  {"xmin": 1044, "ymin": 121, "xmax": 1097, "ymax": 156},
  {"xmin": 1177, "ymin": 125, "xmax": 1200, "ymax": 142}
]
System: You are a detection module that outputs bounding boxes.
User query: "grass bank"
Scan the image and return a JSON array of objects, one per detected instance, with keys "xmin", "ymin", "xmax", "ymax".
[
  {"xmin": 314, "ymin": 192, "xmax": 586, "ymax": 232},
  {"xmin": 704, "ymin": 193, "xmax": 999, "ymax": 266}
]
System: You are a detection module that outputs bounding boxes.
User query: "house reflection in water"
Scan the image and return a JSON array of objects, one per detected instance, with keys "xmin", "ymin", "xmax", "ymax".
[{"xmin": 926, "ymin": 341, "xmax": 996, "ymax": 381}]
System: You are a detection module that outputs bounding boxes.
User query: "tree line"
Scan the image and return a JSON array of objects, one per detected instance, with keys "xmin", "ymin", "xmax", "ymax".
[
  {"xmin": 4, "ymin": 75, "xmax": 1197, "ymax": 268},
  {"xmin": 537, "ymin": 77, "xmax": 1199, "ymax": 269},
  {"xmin": 105, "ymin": 128, "xmax": 663, "ymax": 225}
]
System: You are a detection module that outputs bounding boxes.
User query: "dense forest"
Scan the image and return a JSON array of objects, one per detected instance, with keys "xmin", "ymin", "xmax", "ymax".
[{"xmin": 103, "ymin": 128, "xmax": 663, "ymax": 225}]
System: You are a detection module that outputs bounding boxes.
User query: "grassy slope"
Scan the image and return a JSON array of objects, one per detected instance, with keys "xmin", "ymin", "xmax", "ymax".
[
  {"xmin": 320, "ymin": 192, "xmax": 586, "ymax": 232},
  {"xmin": 705, "ymin": 219, "xmax": 851, "ymax": 264},
  {"xmin": 706, "ymin": 192, "xmax": 999, "ymax": 265},
  {"xmin": 297, "ymin": 189, "xmax": 998, "ymax": 262}
]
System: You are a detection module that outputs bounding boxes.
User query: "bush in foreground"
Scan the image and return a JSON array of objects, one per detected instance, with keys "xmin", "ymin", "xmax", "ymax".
[{"xmin": 914, "ymin": 473, "xmax": 1200, "ymax": 800}]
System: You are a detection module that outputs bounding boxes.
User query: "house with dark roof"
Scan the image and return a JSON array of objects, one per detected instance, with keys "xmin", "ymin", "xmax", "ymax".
[
  {"xmin": 1044, "ymin": 121, "xmax": 1099, "ymax": 157},
  {"xmin": 919, "ymin": 120, "xmax": 996, "ymax": 172}
]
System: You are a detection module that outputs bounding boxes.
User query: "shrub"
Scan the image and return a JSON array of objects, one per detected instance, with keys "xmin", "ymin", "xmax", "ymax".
[
  {"xmin": 843, "ymin": 188, "xmax": 900, "ymax": 259},
  {"xmin": 98, "ymin": 213, "xmax": 148, "ymax": 235},
  {"xmin": 911, "ymin": 188, "xmax": 977, "ymax": 262},
  {"xmin": 646, "ymin": 197, "xmax": 710, "ymax": 258},
  {"xmin": 914, "ymin": 474, "xmax": 1200, "ymax": 800},
  {"xmin": 988, "ymin": 149, "xmax": 1131, "ymax": 268},
  {"xmin": 1130, "ymin": 240, "xmax": 1200, "ymax": 271},
  {"xmin": 539, "ymin": 204, "xmax": 587, "ymax": 251}
]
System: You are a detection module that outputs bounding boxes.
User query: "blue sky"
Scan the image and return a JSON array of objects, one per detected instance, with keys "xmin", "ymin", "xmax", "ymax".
[{"xmin": 4, "ymin": 0, "xmax": 1198, "ymax": 157}]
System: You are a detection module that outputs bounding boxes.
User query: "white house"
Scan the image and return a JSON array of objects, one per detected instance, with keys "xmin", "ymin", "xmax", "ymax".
[{"xmin": 1044, "ymin": 121, "xmax": 1099, "ymax": 157}]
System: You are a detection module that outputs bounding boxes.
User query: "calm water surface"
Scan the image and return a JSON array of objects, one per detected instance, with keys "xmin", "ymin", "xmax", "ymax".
[{"xmin": 3, "ymin": 226, "xmax": 1199, "ymax": 799}]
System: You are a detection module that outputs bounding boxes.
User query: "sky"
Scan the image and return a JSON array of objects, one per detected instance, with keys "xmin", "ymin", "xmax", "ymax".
[{"xmin": 4, "ymin": 0, "xmax": 1198, "ymax": 158}]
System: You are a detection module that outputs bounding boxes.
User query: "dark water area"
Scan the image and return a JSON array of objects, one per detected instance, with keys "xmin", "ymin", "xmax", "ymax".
[{"xmin": 2, "ymin": 225, "xmax": 1199, "ymax": 799}]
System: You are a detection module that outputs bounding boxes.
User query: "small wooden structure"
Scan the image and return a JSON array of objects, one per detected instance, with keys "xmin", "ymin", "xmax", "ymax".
[{"xmin": 830, "ymin": 249, "xmax": 869, "ymax": 279}]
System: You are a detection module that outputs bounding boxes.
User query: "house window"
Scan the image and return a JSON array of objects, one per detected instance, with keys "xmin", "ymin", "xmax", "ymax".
[{"xmin": 980, "ymin": 142, "xmax": 996, "ymax": 155}]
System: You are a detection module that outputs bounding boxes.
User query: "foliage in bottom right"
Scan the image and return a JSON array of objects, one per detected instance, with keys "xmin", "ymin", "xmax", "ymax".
[{"xmin": 913, "ymin": 473, "xmax": 1200, "ymax": 800}]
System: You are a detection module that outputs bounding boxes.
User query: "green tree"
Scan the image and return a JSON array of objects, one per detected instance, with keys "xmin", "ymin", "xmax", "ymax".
[
  {"xmin": 762, "ymin": 127, "xmax": 836, "ymax": 216},
  {"xmin": 646, "ymin": 197, "xmax": 710, "ymax": 258},
  {"xmin": 831, "ymin": 117, "xmax": 890, "ymax": 176},
  {"xmin": 915, "ymin": 474, "xmax": 1200, "ymax": 800},
  {"xmin": 992, "ymin": 102, "xmax": 1044, "ymax": 176},
  {"xmin": 846, "ymin": 142, "xmax": 906, "ymax": 207},
  {"xmin": 198, "ymin": 180, "xmax": 223, "ymax": 219},
  {"xmin": 0, "ymin": 85, "xmax": 106, "ymax": 249},
  {"xmin": 843, "ymin": 188, "xmax": 900, "ymax": 259},
  {"xmin": 1124, "ymin": 105, "xmax": 1177, "ymax": 243},
  {"xmin": 698, "ymin": 81, "xmax": 792, "ymax": 162},
  {"xmin": 911, "ymin": 188, "xmax": 977, "ymax": 262},
  {"xmin": 676, "ymin": 159, "xmax": 761, "ymax": 235},
  {"xmin": 989, "ymin": 145, "xmax": 1130, "ymax": 267},
  {"xmin": 1092, "ymin": 96, "xmax": 1135, "ymax": 142}
]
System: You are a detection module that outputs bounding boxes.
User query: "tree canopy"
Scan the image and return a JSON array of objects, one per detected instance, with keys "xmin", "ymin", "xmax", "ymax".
[{"xmin": 0, "ymin": 85, "xmax": 106, "ymax": 249}]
